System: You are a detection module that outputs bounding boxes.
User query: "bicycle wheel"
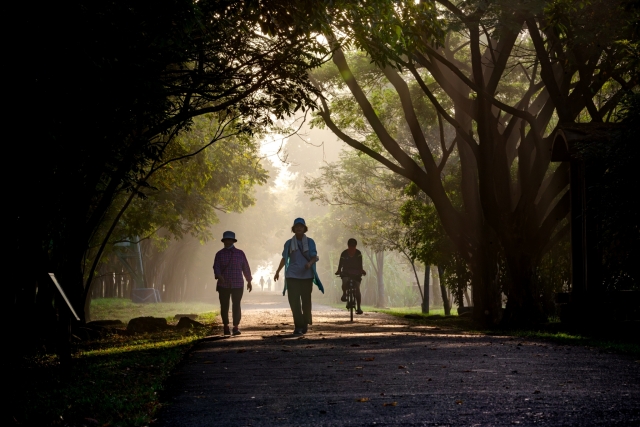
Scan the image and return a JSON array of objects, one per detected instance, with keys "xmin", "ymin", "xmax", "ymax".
[{"xmin": 349, "ymin": 290, "xmax": 354, "ymax": 322}]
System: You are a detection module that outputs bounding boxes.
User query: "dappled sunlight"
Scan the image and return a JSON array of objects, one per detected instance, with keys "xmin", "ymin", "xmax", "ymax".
[
  {"xmin": 90, "ymin": 298, "xmax": 218, "ymax": 323},
  {"xmin": 80, "ymin": 334, "xmax": 202, "ymax": 357}
]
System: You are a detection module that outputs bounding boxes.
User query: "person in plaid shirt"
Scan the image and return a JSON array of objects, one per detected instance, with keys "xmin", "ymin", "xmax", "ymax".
[{"xmin": 213, "ymin": 231, "xmax": 252, "ymax": 336}]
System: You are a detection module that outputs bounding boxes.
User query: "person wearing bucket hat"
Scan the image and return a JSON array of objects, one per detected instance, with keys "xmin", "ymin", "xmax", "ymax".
[
  {"xmin": 274, "ymin": 218, "xmax": 324, "ymax": 335},
  {"xmin": 212, "ymin": 231, "xmax": 252, "ymax": 336}
]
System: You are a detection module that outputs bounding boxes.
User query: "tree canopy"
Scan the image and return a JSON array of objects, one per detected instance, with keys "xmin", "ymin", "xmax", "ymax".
[{"xmin": 312, "ymin": 0, "xmax": 638, "ymax": 324}]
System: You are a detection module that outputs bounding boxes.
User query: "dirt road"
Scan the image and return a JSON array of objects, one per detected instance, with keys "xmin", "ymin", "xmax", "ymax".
[{"xmin": 156, "ymin": 301, "xmax": 639, "ymax": 426}]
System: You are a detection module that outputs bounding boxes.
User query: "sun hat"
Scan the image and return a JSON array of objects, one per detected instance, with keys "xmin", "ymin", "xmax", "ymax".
[
  {"xmin": 221, "ymin": 231, "xmax": 237, "ymax": 242},
  {"xmin": 292, "ymin": 218, "xmax": 306, "ymax": 226}
]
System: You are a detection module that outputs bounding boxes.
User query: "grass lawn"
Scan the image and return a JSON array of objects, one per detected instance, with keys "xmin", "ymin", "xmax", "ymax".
[
  {"xmin": 90, "ymin": 298, "xmax": 218, "ymax": 323},
  {"xmin": 366, "ymin": 305, "xmax": 459, "ymax": 316},
  {"xmin": 500, "ymin": 328, "xmax": 640, "ymax": 356},
  {"xmin": 13, "ymin": 299, "xmax": 219, "ymax": 427},
  {"xmin": 362, "ymin": 306, "xmax": 640, "ymax": 356}
]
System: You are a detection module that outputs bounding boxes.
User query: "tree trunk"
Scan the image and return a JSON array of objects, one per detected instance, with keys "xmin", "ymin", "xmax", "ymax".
[
  {"xmin": 422, "ymin": 267, "xmax": 430, "ymax": 313},
  {"xmin": 503, "ymin": 252, "xmax": 546, "ymax": 325},
  {"xmin": 375, "ymin": 251, "xmax": 385, "ymax": 308},
  {"xmin": 465, "ymin": 228, "xmax": 503, "ymax": 326},
  {"xmin": 437, "ymin": 265, "xmax": 451, "ymax": 316},
  {"xmin": 431, "ymin": 265, "xmax": 441, "ymax": 306},
  {"xmin": 456, "ymin": 282, "xmax": 465, "ymax": 310}
]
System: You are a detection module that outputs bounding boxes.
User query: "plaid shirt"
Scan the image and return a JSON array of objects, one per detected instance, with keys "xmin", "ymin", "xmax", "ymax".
[{"xmin": 212, "ymin": 247, "xmax": 252, "ymax": 289}]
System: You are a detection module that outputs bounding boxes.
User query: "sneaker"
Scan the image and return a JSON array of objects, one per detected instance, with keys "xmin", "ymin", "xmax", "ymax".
[
  {"xmin": 301, "ymin": 326, "xmax": 308, "ymax": 334},
  {"xmin": 232, "ymin": 327, "xmax": 241, "ymax": 336},
  {"xmin": 293, "ymin": 328, "xmax": 304, "ymax": 335},
  {"xmin": 356, "ymin": 309, "xmax": 363, "ymax": 315},
  {"xmin": 223, "ymin": 326, "xmax": 231, "ymax": 336},
  {"xmin": 340, "ymin": 294, "xmax": 347, "ymax": 302}
]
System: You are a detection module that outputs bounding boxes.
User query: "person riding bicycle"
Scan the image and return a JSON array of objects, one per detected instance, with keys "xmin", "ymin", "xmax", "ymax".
[{"xmin": 334, "ymin": 238, "xmax": 366, "ymax": 315}]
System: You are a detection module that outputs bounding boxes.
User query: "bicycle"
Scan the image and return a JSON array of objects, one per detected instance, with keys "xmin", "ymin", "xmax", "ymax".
[{"xmin": 341, "ymin": 275, "xmax": 357, "ymax": 322}]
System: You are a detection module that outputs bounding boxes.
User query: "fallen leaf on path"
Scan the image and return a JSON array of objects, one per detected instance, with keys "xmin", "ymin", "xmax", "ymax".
[
  {"xmin": 427, "ymin": 378, "xmax": 432, "ymax": 381},
  {"xmin": 398, "ymin": 365, "xmax": 406, "ymax": 369},
  {"xmin": 383, "ymin": 402, "xmax": 397, "ymax": 407},
  {"xmin": 356, "ymin": 397, "xmax": 370, "ymax": 402},
  {"xmin": 462, "ymin": 370, "xmax": 471, "ymax": 372},
  {"xmin": 355, "ymin": 366, "xmax": 363, "ymax": 369},
  {"xmin": 380, "ymin": 393, "xmax": 385, "ymax": 396},
  {"xmin": 362, "ymin": 357, "xmax": 375, "ymax": 361},
  {"xmin": 237, "ymin": 349, "xmax": 246, "ymax": 353},
  {"xmin": 533, "ymin": 390, "xmax": 541, "ymax": 394},
  {"xmin": 455, "ymin": 400, "xmax": 463, "ymax": 405},
  {"xmin": 281, "ymin": 349, "xmax": 291, "ymax": 352}
]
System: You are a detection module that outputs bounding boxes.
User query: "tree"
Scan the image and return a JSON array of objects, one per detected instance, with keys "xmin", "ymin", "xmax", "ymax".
[
  {"xmin": 84, "ymin": 114, "xmax": 267, "ymax": 318},
  {"xmin": 313, "ymin": 0, "xmax": 638, "ymax": 325},
  {"xmin": 306, "ymin": 149, "xmax": 428, "ymax": 307},
  {"xmin": 13, "ymin": 0, "xmax": 333, "ymax": 358},
  {"xmin": 577, "ymin": 92, "xmax": 640, "ymax": 291}
]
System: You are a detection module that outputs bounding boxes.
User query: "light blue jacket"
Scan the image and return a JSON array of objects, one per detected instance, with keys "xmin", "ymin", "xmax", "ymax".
[{"xmin": 281, "ymin": 237, "xmax": 324, "ymax": 295}]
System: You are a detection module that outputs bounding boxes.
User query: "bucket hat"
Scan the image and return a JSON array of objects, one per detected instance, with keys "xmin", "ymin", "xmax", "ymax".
[{"xmin": 221, "ymin": 231, "xmax": 237, "ymax": 242}]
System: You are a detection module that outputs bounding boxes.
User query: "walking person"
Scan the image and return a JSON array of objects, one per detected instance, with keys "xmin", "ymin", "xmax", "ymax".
[
  {"xmin": 274, "ymin": 218, "xmax": 324, "ymax": 335},
  {"xmin": 259, "ymin": 276, "xmax": 265, "ymax": 291},
  {"xmin": 212, "ymin": 231, "xmax": 252, "ymax": 336},
  {"xmin": 267, "ymin": 277, "xmax": 272, "ymax": 291}
]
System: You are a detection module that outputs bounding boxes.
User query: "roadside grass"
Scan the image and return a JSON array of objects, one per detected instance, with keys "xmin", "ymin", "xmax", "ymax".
[
  {"xmin": 90, "ymin": 298, "xmax": 218, "ymax": 323},
  {"xmin": 366, "ymin": 305, "xmax": 459, "ymax": 316},
  {"xmin": 14, "ymin": 304, "xmax": 219, "ymax": 427},
  {"xmin": 331, "ymin": 304, "xmax": 458, "ymax": 316},
  {"xmin": 367, "ymin": 306, "xmax": 640, "ymax": 356},
  {"xmin": 490, "ymin": 329, "xmax": 640, "ymax": 356}
]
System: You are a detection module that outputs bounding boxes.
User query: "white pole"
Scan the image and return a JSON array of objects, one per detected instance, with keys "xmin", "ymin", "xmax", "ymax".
[{"xmin": 48, "ymin": 273, "xmax": 81, "ymax": 321}]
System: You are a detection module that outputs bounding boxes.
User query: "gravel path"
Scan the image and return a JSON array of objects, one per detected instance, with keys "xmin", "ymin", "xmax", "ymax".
[{"xmin": 156, "ymin": 301, "xmax": 640, "ymax": 426}]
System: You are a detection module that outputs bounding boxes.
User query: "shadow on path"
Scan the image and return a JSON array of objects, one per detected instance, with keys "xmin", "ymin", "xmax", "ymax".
[{"xmin": 156, "ymin": 307, "xmax": 640, "ymax": 426}]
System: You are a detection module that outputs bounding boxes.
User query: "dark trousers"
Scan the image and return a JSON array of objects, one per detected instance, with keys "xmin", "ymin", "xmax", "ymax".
[
  {"xmin": 286, "ymin": 278, "xmax": 313, "ymax": 329},
  {"xmin": 218, "ymin": 287, "xmax": 243, "ymax": 326}
]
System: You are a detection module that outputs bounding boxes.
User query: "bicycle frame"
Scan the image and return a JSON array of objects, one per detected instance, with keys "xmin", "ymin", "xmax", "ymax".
[{"xmin": 346, "ymin": 277, "xmax": 356, "ymax": 322}]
